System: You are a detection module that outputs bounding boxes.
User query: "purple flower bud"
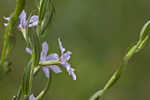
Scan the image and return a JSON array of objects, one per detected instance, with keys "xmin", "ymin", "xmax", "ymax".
[
  {"xmin": 18, "ymin": 10, "xmax": 27, "ymax": 28},
  {"xmin": 29, "ymin": 15, "xmax": 38, "ymax": 27}
]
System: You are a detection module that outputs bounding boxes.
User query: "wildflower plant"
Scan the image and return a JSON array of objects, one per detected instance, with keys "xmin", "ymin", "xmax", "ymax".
[
  {"xmin": 0, "ymin": 0, "xmax": 76, "ymax": 100},
  {"xmin": 0, "ymin": 0, "xmax": 150, "ymax": 100}
]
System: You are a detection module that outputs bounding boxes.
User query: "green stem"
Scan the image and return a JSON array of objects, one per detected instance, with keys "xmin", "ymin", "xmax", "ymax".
[
  {"xmin": 35, "ymin": 70, "xmax": 52, "ymax": 100},
  {"xmin": 0, "ymin": 0, "xmax": 25, "ymax": 71},
  {"xmin": 89, "ymin": 21, "xmax": 150, "ymax": 100},
  {"xmin": 89, "ymin": 64, "xmax": 124, "ymax": 100},
  {"xmin": 39, "ymin": 59, "xmax": 59, "ymax": 66},
  {"xmin": 12, "ymin": 86, "xmax": 22, "ymax": 100},
  {"xmin": 29, "ymin": 65, "xmax": 34, "ymax": 94}
]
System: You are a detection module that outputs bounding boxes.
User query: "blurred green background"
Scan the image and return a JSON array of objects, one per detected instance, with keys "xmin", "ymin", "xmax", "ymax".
[{"xmin": 0, "ymin": 0, "xmax": 150, "ymax": 100}]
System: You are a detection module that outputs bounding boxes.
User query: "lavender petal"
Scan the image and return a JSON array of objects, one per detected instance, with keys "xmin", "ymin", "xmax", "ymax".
[
  {"xmin": 61, "ymin": 62, "xmax": 71, "ymax": 71},
  {"xmin": 25, "ymin": 48, "xmax": 32, "ymax": 55},
  {"xmin": 46, "ymin": 53, "xmax": 59, "ymax": 61},
  {"xmin": 60, "ymin": 51, "xmax": 72, "ymax": 64},
  {"xmin": 49, "ymin": 65, "xmax": 62, "ymax": 73},
  {"xmin": 61, "ymin": 62, "xmax": 76, "ymax": 80},
  {"xmin": 29, "ymin": 21, "xmax": 38, "ymax": 27},
  {"xmin": 40, "ymin": 42, "xmax": 48, "ymax": 61},
  {"xmin": 70, "ymin": 71, "xmax": 77, "ymax": 80},
  {"xmin": 42, "ymin": 67, "xmax": 50, "ymax": 78},
  {"xmin": 29, "ymin": 15, "xmax": 38, "ymax": 27},
  {"xmin": 68, "ymin": 68, "xmax": 76, "ymax": 80},
  {"xmin": 19, "ymin": 10, "xmax": 27, "ymax": 28},
  {"xmin": 3, "ymin": 16, "xmax": 10, "ymax": 21},
  {"xmin": 29, "ymin": 15, "xmax": 38, "ymax": 23},
  {"xmin": 29, "ymin": 94, "xmax": 35, "ymax": 100},
  {"xmin": 58, "ymin": 38, "xmax": 65, "ymax": 54}
]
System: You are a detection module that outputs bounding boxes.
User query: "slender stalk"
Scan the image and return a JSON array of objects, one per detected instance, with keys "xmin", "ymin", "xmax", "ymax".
[
  {"xmin": 89, "ymin": 21, "xmax": 150, "ymax": 100},
  {"xmin": 0, "ymin": 0, "xmax": 25, "ymax": 72},
  {"xmin": 35, "ymin": 70, "xmax": 52, "ymax": 100},
  {"xmin": 39, "ymin": 59, "xmax": 59, "ymax": 66},
  {"xmin": 12, "ymin": 86, "xmax": 22, "ymax": 100}
]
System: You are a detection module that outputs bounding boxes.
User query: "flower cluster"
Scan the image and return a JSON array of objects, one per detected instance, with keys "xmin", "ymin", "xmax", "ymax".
[
  {"xmin": 26, "ymin": 38, "xmax": 76, "ymax": 80},
  {"xmin": 4, "ymin": 10, "xmax": 38, "ymax": 28}
]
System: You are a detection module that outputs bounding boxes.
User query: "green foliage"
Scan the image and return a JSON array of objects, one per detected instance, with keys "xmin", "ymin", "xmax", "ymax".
[
  {"xmin": 22, "ymin": 60, "xmax": 32, "ymax": 96},
  {"xmin": 30, "ymin": 27, "xmax": 41, "ymax": 67},
  {"xmin": 37, "ymin": 0, "xmax": 55, "ymax": 36}
]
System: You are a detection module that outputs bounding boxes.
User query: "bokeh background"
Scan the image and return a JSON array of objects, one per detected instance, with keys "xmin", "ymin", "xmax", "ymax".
[{"xmin": 0, "ymin": 0, "xmax": 150, "ymax": 100}]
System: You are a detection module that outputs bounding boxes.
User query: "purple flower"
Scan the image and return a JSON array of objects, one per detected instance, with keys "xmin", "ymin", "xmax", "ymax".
[
  {"xmin": 28, "ymin": 15, "xmax": 39, "ymax": 27},
  {"xmin": 29, "ymin": 94, "xmax": 35, "ymax": 100},
  {"xmin": 58, "ymin": 38, "xmax": 76, "ymax": 80},
  {"xmin": 25, "ymin": 39, "xmax": 77, "ymax": 80},
  {"xmin": 18, "ymin": 10, "xmax": 39, "ymax": 28},
  {"xmin": 4, "ymin": 10, "xmax": 38, "ymax": 28},
  {"xmin": 26, "ymin": 42, "xmax": 62, "ymax": 78}
]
